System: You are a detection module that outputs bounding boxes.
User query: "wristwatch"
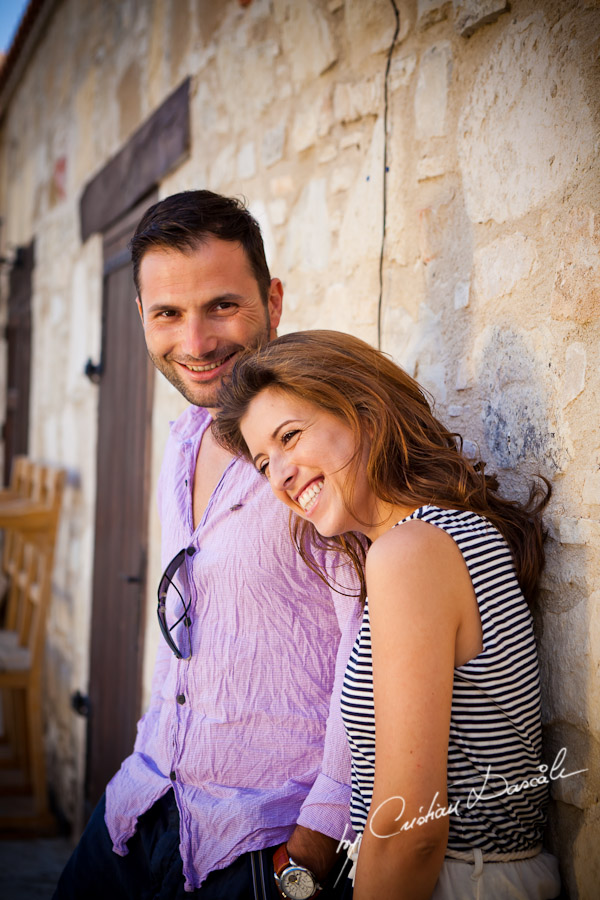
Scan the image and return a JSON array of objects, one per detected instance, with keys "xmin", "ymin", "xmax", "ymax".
[{"xmin": 273, "ymin": 843, "xmax": 322, "ymax": 899}]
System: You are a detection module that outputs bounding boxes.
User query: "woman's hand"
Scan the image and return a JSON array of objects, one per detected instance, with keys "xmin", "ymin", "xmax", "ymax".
[{"xmin": 353, "ymin": 518, "xmax": 481, "ymax": 900}]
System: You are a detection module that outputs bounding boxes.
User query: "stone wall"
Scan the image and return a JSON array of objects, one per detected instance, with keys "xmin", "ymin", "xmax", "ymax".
[{"xmin": 0, "ymin": 0, "xmax": 598, "ymax": 893}]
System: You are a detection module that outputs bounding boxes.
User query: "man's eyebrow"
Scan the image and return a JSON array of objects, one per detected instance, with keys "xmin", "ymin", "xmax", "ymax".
[
  {"xmin": 251, "ymin": 420, "xmax": 298, "ymax": 465},
  {"xmin": 145, "ymin": 292, "xmax": 245, "ymax": 314}
]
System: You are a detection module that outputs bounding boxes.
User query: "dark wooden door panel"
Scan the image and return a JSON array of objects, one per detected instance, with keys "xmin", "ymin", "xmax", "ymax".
[
  {"xmin": 4, "ymin": 241, "xmax": 34, "ymax": 485},
  {"xmin": 86, "ymin": 197, "xmax": 155, "ymax": 816}
]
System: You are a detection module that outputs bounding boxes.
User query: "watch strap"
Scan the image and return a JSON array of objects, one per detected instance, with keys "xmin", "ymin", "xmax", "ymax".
[
  {"xmin": 273, "ymin": 843, "xmax": 322, "ymax": 898},
  {"xmin": 273, "ymin": 842, "xmax": 292, "ymax": 878}
]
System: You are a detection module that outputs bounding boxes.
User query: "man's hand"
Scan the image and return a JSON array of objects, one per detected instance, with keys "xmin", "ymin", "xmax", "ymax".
[{"xmin": 285, "ymin": 825, "xmax": 342, "ymax": 882}]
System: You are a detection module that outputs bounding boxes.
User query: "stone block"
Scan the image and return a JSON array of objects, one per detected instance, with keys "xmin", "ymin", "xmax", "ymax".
[
  {"xmin": 561, "ymin": 343, "xmax": 587, "ymax": 409},
  {"xmin": 237, "ymin": 142, "xmax": 256, "ymax": 179},
  {"xmin": 340, "ymin": 131, "xmax": 363, "ymax": 150},
  {"xmin": 458, "ymin": 13, "xmax": 596, "ymax": 224},
  {"xmin": 117, "ymin": 60, "xmax": 142, "ymax": 143},
  {"xmin": 557, "ymin": 517, "xmax": 599, "ymax": 546},
  {"xmin": 389, "ymin": 53, "xmax": 417, "ymax": 92},
  {"xmin": 344, "ymin": 0, "xmax": 401, "ymax": 59},
  {"xmin": 454, "ymin": 280, "xmax": 470, "ymax": 309},
  {"xmin": 472, "ymin": 325, "xmax": 567, "ymax": 473},
  {"xmin": 417, "ymin": 154, "xmax": 449, "ymax": 180},
  {"xmin": 538, "ymin": 596, "xmax": 591, "ymax": 726},
  {"xmin": 551, "ymin": 207, "xmax": 600, "ymax": 325},
  {"xmin": 274, "ymin": 0, "xmax": 337, "ymax": 84},
  {"xmin": 249, "ymin": 199, "xmax": 276, "ymax": 270},
  {"xmin": 472, "ymin": 233, "xmax": 538, "ymax": 304},
  {"xmin": 415, "ymin": 42, "xmax": 452, "ymax": 139},
  {"xmin": 209, "ymin": 143, "xmax": 235, "ymax": 188},
  {"xmin": 216, "ymin": 37, "xmax": 279, "ymax": 122},
  {"xmin": 262, "ymin": 124, "xmax": 286, "ymax": 168},
  {"xmin": 573, "ymin": 805, "xmax": 600, "ymax": 900},
  {"xmin": 416, "ymin": 190, "xmax": 455, "ymax": 264},
  {"xmin": 417, "ymin": 0, "xmax": 451, "ymax": 30},
  {"xmin": 455, "ymin": 356, "xmax": 470, "ymax": 390},
  {"xmin": 454, "ymin": 0, "xmax": 509, "ymax": 38},
  {"xmin": 330, "ymin": 166, "xmax": 354, "ymax": 194},
  {"xmin": 582, "ymin": 467, "xmax": 600, "ymax": 507},
  {"xmin": 419, "ymin": 362, "xmax": 448, "ymax": 402},
  {"xmin": 195, "ymin": 0, "xmax": 227, "ymax": 46},
  {"xmin": 270, "ymin": 175, "xmax": 295, "ymax": 197},
  {"xmin": 291, "ymin": 105, "xmax": 319, "ymax": 153},
  {"xmin": 268, "ymin": 199, "xmax": 287, "ymax": 227},
  {"xmin": 339, "ymin": 119, "xmax": 384, "ymax": 269},
  {"xmin": 318, "ymin": 144, "xmax": 337, "ymax": 164},
  {"xmin": 284, "ymin": 178, "xmax": 331, "ymax": 272},
  {"xmin": 333, "ymin": 75, "xmax": 384, "ymax": 124}
]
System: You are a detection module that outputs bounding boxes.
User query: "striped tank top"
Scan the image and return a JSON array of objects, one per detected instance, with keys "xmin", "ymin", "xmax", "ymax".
[{"xmin": 340, "ymin": 506, "xmax": 547, "ymax": 852}]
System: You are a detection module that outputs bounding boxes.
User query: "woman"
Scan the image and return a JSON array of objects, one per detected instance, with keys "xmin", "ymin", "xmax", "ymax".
[{"xmin": 214, "ymin": 330, "xmax": 561, "ymax": 900}]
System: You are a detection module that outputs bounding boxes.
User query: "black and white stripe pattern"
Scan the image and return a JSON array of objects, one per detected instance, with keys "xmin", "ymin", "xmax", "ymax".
[{"xmin": 340, "ymin": 506, "xmax": 547, "ymax": 852}]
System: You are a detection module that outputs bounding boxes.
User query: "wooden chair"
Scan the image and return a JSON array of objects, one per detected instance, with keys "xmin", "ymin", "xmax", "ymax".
[
  {"xmin": 0, "ymin": 456, "xmax": 34, "ymax": 613},
  {"xmin": 0, "ymin": 462, "xmax": 65, "ymax": 826}
]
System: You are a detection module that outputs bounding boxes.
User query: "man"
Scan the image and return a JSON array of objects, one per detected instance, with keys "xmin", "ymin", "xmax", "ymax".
[{"xmin": 55, "ymin": 191, "xmax": 358, "ymax": 899}]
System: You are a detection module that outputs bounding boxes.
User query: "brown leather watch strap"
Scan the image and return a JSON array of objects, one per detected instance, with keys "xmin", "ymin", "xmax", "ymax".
[
  {"xmin": 273, "ymin": 842, "xmax": 291, "ymax": 877},
  {"xmin": 272, "ymin": 843, "xmax": 322, "ymax": 898}
]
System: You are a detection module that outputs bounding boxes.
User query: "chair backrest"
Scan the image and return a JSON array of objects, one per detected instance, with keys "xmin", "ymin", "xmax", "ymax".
[
  {"xmin": 15, "ymin": 541, "xmax": 52, "ymax": 662},
  {"xmin": 1, "ymin": 462, "xmax": 65, "ymax": 636},
  {"xmin": 2, "ymin": 456, "xmax": 36, "ymax": 578}
]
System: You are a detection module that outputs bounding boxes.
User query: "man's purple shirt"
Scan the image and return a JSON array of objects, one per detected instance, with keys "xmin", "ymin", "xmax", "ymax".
[{"xmin": 105, "ymin": 405, "xmax": 359, "ymax": 891}]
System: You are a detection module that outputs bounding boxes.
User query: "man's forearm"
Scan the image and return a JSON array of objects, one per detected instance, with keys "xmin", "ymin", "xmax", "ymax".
[{"xmin": 286, "ymin": 824, "xmax": 343, "ymax": 882}]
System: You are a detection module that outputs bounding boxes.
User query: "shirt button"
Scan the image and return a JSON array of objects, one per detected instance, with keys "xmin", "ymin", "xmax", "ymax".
[
  {"xmin": 176, "ymin": 693, "xmax": 186, "ymax": 705},
  {"xmin": 186, "ymin": 546, "xmax": 196, "ymax": 556},
  {"xmin": 170, "ymin": 771, "xmax": 176, "ymax": 781}
]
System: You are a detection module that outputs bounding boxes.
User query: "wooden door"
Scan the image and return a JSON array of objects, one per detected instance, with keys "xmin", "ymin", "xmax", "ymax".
[
  {"xmin": 85, "ymin": 197, "xmax": 156, "ymax": 816},
  {"xmin": 4, "ymin": 241, "xmax": 34, "ymax": 485}
]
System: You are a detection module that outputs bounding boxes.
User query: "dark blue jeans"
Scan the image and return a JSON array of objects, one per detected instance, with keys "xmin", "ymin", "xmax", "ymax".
[{"xmin": 53, "ymin": 791, "xmax": 354, "ymax": 900}]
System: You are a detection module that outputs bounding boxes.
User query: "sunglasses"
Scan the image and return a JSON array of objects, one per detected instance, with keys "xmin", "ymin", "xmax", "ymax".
[{"xmin": 157, "ymin": 546, "xmax": 196, "ymax": 660}]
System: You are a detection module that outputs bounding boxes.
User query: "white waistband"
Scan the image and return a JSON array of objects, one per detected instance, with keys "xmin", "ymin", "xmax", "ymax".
[{"xmin": 446, "ymin": 844, "xmax": 542, "ymax": 863}]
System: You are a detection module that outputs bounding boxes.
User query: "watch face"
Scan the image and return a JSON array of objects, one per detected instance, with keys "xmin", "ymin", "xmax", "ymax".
[{"xmin": 281, "ymin": 866, "xmax": 316, "ymax": 899}]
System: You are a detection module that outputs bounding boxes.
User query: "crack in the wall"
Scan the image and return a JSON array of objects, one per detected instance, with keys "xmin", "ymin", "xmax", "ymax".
[{"xmin": 377, "ymin": 0, "xmax": 400, "ymax": 350}]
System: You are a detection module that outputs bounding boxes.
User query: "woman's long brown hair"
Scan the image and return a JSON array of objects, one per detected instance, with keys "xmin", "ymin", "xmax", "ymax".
[{"xmin": 214, "ymin": 330, "xmax": 550, "ymax": 607}]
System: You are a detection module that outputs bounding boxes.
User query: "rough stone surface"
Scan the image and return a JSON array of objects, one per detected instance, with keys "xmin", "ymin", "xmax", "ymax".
[
  {"xmin": 471, "ymin": 326, "xmax": 567, "ymax": 473},
  {"xmin": 453, "ymin": 280, "xmax": 470, "ymax": 309},
  {"xmin": 562, "ymin": 343, "xmax": 587, "ymax": 409},
  {"xmin": 237, "ymin": 141, "xmax": 256, "ymax": 179},
  {"xmin": 454, "ymin": 0, "xmax": 509, "ymax": 38},
  {"xmin": 284, "ymin": 178, "xmax": 331, "ymax": 273},
  {"xmin": 389, "ymin": 52, "xmax": 417, "ymax": 91},
  {"xmin": 417, "ymin": 0, "xmax": 451, "ymax": 30},
  {"xmin": 333, "ymin": 75, "xmax": 383, "ymax": 124},
  {"xmin": 458, "ymin": 12, "xmax": 596, "ymax": 224},
  {"xmin": 274, "ymin": 0, "xmax": 337, "ymax": 85},
  {"xmin": 551, "ymin": 206, "xmax": 600, "ymax": 325},
  {"xmin": 472, "ymin": 233, "xmax": 538, "ymax": 305},
  {"xmin": 262, "ymin": 123, "xmax": 286, "ymax": 168},
  {"xmin": 344, "ymin": 0, "xmax": 399, "ymax": 59},
  {"xmin": 415, "ymin": 42, "xmax": 452, "ymax": 139},
  {"xmin": 291, "ymin": 105, "xmax": 319, "ymax": 153}
]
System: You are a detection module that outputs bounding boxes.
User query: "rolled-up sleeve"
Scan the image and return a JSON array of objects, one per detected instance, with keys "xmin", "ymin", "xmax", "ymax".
[{"xmin": 297, "ymin": 585, "xmax": 361, "ymax": 841}]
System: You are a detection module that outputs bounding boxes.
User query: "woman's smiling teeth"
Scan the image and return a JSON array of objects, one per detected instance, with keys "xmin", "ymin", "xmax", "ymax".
[{"xmin": 296, "ymin": 479, "xmax": 324, "ymax": 512}]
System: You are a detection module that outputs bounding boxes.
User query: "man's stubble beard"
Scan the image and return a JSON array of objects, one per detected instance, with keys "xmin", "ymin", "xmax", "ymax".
[{"xmin": 145, "ymin": 309, "xmax": 272, "ymax": 408}]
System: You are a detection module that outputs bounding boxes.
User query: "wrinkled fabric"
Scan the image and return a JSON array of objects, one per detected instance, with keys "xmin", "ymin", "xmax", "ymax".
[
  {"xmin": 432, "ymin": 851, "xmax": 561, "ymax": 899},
  {"xmin": 106, "ymin": 405, "xmax": 359, "ymax": 891}
]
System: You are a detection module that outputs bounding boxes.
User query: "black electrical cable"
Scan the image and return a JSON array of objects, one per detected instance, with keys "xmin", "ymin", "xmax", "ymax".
[{"xmin": 377, "ymin": 0, "xmax": 400, "ymax": 349}]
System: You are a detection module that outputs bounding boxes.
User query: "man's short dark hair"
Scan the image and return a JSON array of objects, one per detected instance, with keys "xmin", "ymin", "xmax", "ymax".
[{"xmin": 130, "ymin": 190, "xmax": 271, "ymax": 303}]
